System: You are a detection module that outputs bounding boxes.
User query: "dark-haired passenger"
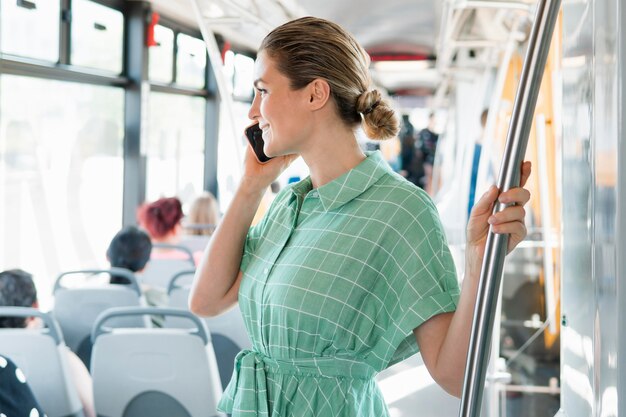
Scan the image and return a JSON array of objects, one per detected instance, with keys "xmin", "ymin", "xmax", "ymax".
[
  {"xmin": 106, "ymin": 226, "xmax": 167, "ymax": 308},
  {"xmin": 0, "ymin": 269, "xmax": 96, "ymax": 417},
  {"xmin": 106, "ymin": 225, "xmax": 152, "ymax": 284}
]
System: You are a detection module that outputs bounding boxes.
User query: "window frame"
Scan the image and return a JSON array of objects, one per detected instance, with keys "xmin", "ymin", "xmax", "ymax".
[{"xmin": 0, "ymin": 1, "xmax": 220, "ymax": 225}]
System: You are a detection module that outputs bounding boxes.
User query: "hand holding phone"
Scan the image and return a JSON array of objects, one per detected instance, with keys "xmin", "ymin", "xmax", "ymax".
[{"xmin": 245, "ymin": 122, "xmax": 273, "ymax": 164}]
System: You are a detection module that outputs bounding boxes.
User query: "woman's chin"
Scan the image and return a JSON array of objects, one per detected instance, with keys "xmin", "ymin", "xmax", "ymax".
[{"xmin": 264, "ymin": 145, "xmax": 281, "ymax": 158}]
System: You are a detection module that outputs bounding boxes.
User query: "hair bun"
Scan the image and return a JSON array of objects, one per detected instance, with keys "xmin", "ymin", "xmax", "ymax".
[{"xmin": 356, "ymin": 90, "xmax": 400, "ymax": 140}]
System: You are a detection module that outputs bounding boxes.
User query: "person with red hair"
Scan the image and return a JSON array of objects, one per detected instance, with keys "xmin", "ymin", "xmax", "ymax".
[
  {"xmin": 137, "ymin": 197, "xmax": 203, "ymax": 265},
  {"xmin": 136, "ymin": 197, "xmax": 184, "ymax": 244}
]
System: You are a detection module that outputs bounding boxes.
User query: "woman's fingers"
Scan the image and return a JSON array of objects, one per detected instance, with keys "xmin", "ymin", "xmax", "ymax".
[
  {"xmin": 519, "ymin": 161, "xmax": 532, "ymax": 188},
  {"xmin": 504, "ymin": 222, "xmax": 528, "ymax": 252},
  {"xmin": 472, "ymin": 185, "xmax": 499, "ymax": 217},
  {"xmin": 498, "ymin": 187, "xmax": 531, "ymax": 206},
  {"xmin": 488, "ymin": 205, "xmax": 526, "ymax": 225}
]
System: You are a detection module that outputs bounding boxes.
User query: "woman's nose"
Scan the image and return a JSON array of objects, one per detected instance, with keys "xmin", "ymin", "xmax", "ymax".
[{"xmin": 248, "ymin": 94, "xmax": 260, "ymax": 120}]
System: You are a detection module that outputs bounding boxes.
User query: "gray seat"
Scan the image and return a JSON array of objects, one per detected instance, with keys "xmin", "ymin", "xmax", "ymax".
[
  {"xmin": 166, "ymin": 270, "xmax": 251, "ymax": 388},
  {"xmin": 52, "ymin": 268, "xmax": 147, "ymax": 368},
  {"xmin": 179, "ymin": 230, "xmax": 213, "ymax": 253},
  {"xmin": 91, "ymin": 307, "xmax": 225, "ymax": 417},
  {"xmin": 0, "ymin": 307, "xmax": 85, "ymax": 417},
  {"xmin": 140, "ymin": 243, "xmax": 196, "ymax": 290}
]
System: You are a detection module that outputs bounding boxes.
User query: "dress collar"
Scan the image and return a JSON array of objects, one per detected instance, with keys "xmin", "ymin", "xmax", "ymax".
[{"xmin": 290, "ymin": 151, "xmax": 391, "ymax": 212}]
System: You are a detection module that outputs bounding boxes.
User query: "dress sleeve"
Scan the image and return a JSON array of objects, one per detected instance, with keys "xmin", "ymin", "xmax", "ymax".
[{"xmin": 383, "ymin": 193, "xmax": 461, "ymax": 367}]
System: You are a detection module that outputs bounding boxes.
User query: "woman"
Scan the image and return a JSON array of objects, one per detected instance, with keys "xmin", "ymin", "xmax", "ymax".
[{"xmin": 190, "ymin": 17, "xmax": 531, "ymax": 416}]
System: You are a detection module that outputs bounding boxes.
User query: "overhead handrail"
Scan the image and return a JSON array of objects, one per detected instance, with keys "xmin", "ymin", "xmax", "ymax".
[{"xmin": 458, "ymin": 0, "xmax": 562, "ymax": 416}]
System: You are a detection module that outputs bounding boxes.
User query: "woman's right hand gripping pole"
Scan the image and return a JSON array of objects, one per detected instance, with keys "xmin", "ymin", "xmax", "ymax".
[{"xmin": 189, "ymin": 145, "xmax": 297, "ymax": 317}]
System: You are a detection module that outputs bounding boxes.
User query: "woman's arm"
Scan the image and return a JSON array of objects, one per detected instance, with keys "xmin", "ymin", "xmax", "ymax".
[
  {"xmin": 189, "ymin": 147, "xmax": 297, "ymax": 317},
  {"xmin": 414, "ymin": 161, "xmax": 532, "ymax": 397}
]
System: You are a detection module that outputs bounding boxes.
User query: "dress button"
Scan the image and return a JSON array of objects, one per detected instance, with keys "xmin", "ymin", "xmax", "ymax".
[
  {"xmin": 264, "ymin": 268, "xmax": 269, "ymax": 274},
  {"xmin": 310, "ymin": 191, "xmax": 318, "ymax": 198}
]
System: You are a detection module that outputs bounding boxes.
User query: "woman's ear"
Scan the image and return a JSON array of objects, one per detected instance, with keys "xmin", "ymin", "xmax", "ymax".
[{"xmin": 308, "ymin": 78, "xmax": 331, "ymax": 110}]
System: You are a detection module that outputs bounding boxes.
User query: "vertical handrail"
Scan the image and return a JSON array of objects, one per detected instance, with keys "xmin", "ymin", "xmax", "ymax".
[
  {"xmin": 535, "ymin": 114, "xmax": 558, "ymax": 334},
  {"xmin": 188, "ymin": 0, "xmax": 244, "ymax": 175},
  {"xmin": 458, "ymin": 0, "xmax": 561, "ymax": 416}
]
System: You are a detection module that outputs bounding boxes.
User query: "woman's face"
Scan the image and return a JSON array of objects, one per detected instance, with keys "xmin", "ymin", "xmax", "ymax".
[{"xmin": 248, "ymin": 51, "xmax": 312, "ymax": 157}]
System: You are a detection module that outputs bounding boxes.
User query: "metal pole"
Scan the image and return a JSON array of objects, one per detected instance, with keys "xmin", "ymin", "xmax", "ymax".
[{"xmin": 458, "ymin": 0, "xmax": 561, "ymax": 416}]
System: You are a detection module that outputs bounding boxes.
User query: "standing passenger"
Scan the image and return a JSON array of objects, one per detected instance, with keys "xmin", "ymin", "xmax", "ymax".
[
  {"xmin": 190, "ymin": 16, "xmax": 531, "ymax": 416},
  {"xmin": 398, "ymin": 114, "xmax": 424, "ymax": 187},
  {"xmin": 419, "ymin": 112, "xmax": 439, "ymax": 194}
]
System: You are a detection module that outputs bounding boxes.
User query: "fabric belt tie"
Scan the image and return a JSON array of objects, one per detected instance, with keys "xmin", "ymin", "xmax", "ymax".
[{"xmin": 218, "ymin": 350, "xmax": 377, "ymax": 417}]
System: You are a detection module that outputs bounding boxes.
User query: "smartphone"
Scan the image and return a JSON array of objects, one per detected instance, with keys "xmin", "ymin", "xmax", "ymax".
[{"xmin": 245, "ymin": 122, "xmax": 273, "ymax": 164}]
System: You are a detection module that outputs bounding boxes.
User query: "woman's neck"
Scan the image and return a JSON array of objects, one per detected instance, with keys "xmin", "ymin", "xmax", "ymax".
[{"xmin": 300, "ymin": 119, "xmax": 366, "ymax": 189}]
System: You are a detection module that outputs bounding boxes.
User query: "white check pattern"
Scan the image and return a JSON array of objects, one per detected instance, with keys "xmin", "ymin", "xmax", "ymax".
[{"xmin": 218, "ymin": 151, "xmax": 460, "ymax": 417}]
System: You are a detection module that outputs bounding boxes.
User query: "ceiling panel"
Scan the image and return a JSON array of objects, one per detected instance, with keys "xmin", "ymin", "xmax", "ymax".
[
  {"xmin": 146, "ymin": 0, "xmax": 443, "ymax": 93},
  {"xmin": 148, "ymin": 0, "xmax": 440, "ymax": 54}
]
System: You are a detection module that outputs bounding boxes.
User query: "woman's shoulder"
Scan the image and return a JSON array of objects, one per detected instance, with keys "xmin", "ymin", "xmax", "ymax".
[
  {"xmin": 363, "ymin": 172, "xmax": 443, "ymax": 229},
  {"xmin": 375, "ymin": 171, "xmax": 436, "ymax": 208}
]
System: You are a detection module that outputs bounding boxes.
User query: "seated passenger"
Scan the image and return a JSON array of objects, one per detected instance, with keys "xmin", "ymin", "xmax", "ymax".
[
  {"xmin": 0, "ymin": 269, "xmax": 96, "ymax": 417},
  {"xmin": 0, "ymin": 354, "xmax": 45, "ymax": 417},
  {"xmin": 137, "ymin": 197, "xmax": 202, "ymax": 265},
  {"xmin": 106, "ymin": 225, "xmax": 167, "ymax": 307},
  {"xmin": 184, "ymin": 191, "xmax": 219, "ymax": 236},
  {"xmin": 180, "ymin": 192, "xmax": 220, "ymax": 253}
]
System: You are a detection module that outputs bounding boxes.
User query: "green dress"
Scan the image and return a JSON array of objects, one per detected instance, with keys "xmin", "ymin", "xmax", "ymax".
[{"xmin": 218, "ymin": 151, "xmax": 460, "ymax": 416}]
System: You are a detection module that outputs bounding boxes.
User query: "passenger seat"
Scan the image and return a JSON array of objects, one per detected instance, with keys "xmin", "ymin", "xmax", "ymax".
[
  {"xmin": 90, "ymin": 306, "xmax": 224, "ymax": 417},
  {"xmin": 0, "ymin": 307, "xmax": 85, "ymax": 417}
]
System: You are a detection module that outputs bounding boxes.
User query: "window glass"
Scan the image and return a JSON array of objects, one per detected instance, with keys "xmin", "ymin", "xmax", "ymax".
[
  {"xmin": 233, "ymin": 53, "xmax": 255, "ymax": 99},
  {"xmin": 216, "ymin": 101, "xmax": 248, "ymax": 211},
  {"xmin": 223, "ymin": 50, "xmax": 236, "ymax": 95},
  {"xmin": 149, "ymin": 25, "xmax": 175, "ymax": 83},
  {"xmin": 0, "ymin": 0, "xmax": 60, "ymax": 62},
  {"xmin": 0, "ymin": 75, "xmax": 125, "ymax": 309},
  {"xmin": 71, "ymin": 0, "xmax": 124, "ymax": 73},
  {"xmin": 176, "ymin": 33, "xmax": 206, "ymax": 88},
  {"xmin": 145, "ymin": 92, "xmax": 205, "ymax": 210}
]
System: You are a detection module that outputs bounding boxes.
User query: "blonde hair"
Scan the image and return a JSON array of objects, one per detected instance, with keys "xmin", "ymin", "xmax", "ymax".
[
  {"xmin": 186, "ymin": 192, "xmax": 219, "ymax": 236},
  {"xmin": 260, "ymin": 16, "xmax": 399, "ymax": 140}
]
